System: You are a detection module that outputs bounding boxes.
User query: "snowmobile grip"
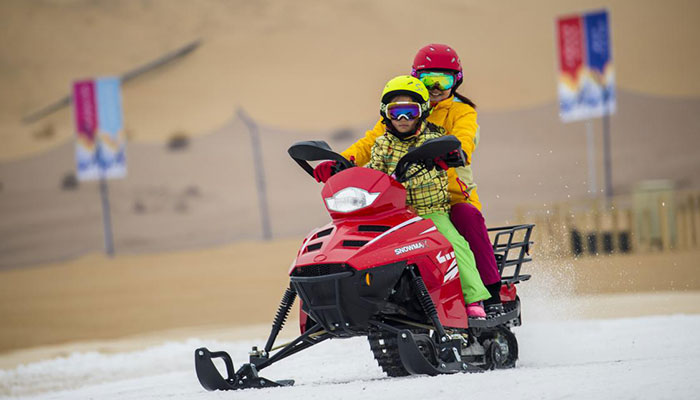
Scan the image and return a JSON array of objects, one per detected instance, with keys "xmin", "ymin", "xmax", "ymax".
[{"xmin": 288, "ymin": 140, "xmax": 353, "ymax": 178}]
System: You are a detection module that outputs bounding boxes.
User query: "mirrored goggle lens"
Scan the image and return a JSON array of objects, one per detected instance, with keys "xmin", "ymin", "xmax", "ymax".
[
  {"xmin": 386, "ymin": 102, "xmax": 421, "ymax": 120},
  {"xmin": 419, "ymin": 72, "xmax": 455, "ymax": 90}
]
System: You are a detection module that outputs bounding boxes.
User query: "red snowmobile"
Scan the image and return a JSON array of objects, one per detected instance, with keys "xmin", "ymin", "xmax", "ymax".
[{"xmin": 195, "ymin": 136, "xmax": 534, "ymax": 390}]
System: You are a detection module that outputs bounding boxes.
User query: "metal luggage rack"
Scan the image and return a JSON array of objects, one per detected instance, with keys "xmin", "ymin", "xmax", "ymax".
[{"xmin": 487, "ymin": 224, "xmax": 535, "ymax": 284}]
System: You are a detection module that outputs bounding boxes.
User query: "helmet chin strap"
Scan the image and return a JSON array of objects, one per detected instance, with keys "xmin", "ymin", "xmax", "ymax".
[{"xmin": 450, "ymin": 79, "xmax": 462, "ymax": 97}]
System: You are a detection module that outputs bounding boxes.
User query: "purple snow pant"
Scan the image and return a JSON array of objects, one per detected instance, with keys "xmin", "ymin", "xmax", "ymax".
[{"xmin": 449, "ymin": 203, "xmax": 501, "ymax": 286}]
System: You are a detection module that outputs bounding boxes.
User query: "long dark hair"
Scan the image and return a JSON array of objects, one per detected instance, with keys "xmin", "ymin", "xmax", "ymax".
[{"xmin": 453, "ymin": 91, "xmax": 476, "ymax": 108}]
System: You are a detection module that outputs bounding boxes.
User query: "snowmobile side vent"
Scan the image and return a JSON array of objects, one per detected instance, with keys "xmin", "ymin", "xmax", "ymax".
[
  {"xmin": 292, "ymin": 263, "xmax": 348, "ymax": 277},
  {"xmin": 358, "ymin": 225, "xmax": 391, "ymax": 233},
  {"xmin": 342, "ymin": 240, "xmax": 369, "ymax": 247},
  {"xmin": 315, "ymin": 228, "xmax": 334, "ymax": 238},
  {"xmin": 305, "ymin": 242, "xmax": 323, "ymax": 252}
]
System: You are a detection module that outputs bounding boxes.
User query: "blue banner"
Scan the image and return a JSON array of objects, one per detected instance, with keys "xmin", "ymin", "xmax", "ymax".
[
  {"xmin": 584, "ymin": 10, "xmax": 616, "ymax": 110},
  {"xmin": 95, "ymin": 77, "xmax": 126, "ymax": 179},
  {"xmin": 584, "ymin": 11, "xmax": 611, "ymax": 73}
]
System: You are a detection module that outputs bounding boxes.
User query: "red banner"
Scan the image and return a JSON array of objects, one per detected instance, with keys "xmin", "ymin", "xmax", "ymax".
[
  {"xmin": 73, "ymin": 80, "xmax": 97, "ymax": 144},
  {"xmin": 557, "ymin": 16, "xmax": 584, "ymax": 82}
]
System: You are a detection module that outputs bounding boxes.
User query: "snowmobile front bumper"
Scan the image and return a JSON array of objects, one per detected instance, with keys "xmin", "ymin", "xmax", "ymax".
[{"xmin": 290, "ymin": 261, "xmax": 406, "ymax": 336}]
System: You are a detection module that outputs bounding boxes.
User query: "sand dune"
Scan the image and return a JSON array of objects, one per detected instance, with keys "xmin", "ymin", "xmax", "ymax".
[
  {"xmin": 1, "ymin": 0, "xmax": 699, "ymax": 159},
  {"xmin": 1, "ymin": 0, "xmax": 699, "ymax": 268}
]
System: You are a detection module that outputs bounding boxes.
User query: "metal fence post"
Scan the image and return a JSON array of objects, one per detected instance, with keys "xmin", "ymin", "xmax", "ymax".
[{"xmin": 237, "ymin": 108, "xmax": 272, "ymax": 241}]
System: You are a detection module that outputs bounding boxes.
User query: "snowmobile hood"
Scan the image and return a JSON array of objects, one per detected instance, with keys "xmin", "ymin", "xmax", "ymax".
[
  {"xmin": 290, "ymin": 212, "xmax": 443, "ymax": 275},
  {"xmin": 321, "ymin": 167, "xmax": 407, "ymax": 220}
]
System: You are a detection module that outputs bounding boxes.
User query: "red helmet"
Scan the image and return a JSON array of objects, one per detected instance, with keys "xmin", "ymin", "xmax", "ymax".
[{"xmin": 410, "ymin": 43, "xmax": 464, "ymax": 84}]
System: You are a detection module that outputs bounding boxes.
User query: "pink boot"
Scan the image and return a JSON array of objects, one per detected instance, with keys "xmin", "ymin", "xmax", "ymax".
[{"xmin": 467, "ymin": 302, "xmax": 486, "ymax": 319}]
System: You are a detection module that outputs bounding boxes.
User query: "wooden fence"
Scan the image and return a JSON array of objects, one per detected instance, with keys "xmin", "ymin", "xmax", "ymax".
[{"xmin": 516, "ymin": 189, "xmax": 700, "ymax": 258}]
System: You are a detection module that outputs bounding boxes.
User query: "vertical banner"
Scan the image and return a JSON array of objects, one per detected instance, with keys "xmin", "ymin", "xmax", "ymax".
[
  {"xmin": 95, "ymin": 77, "xmax": 127, "ymax": 179},
  {"xmin": 73, "ymin": 77, "xmax": 126, "ymax": 180},
  {"xmin": 72, "ymin": 77, "xmax": 125, "ymax": 256},
  {"xmin": 556, "ymin": 10, "xmax": 615, "ymax": 122},
  {"xmin": 584, "ymin": 11, "xmax": 616, "ymax": 116},
  {"xmin": 556, "ymin": 15, "xmax": 585, "ymax": 122},
  {"xmin": 73, "ymin": 80, "xmax": 100, "ymax": 180}
]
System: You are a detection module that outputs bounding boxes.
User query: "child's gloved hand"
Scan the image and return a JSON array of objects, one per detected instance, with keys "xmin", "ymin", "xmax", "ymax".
[
  {"xmin": 313, "ymin": 161, "xmax": 337, "ymax": 183},
  {"xmin": 429, "ymin": 157, "xmax": 449, "ymax": 171},
  {"xmin": 434, "ymin": 149, "xmax": 466, "ymax": 170}
]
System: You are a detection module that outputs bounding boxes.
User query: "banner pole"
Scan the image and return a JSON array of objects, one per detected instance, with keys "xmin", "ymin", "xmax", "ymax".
[
  {"xmin": 585, "ymin": 119, "xmax": 597, "ymax": 197},
  {"xmin": 99, "ymin": 174, "xmax": 115, "ymax": 256},
  {"xmin": 602, "ymin": 110, "xmax": 613, "ymax": 204}
]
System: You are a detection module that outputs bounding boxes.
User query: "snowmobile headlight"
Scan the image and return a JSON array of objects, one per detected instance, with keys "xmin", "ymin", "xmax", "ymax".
[{"xmin": 325, "ymin": 187, "xmax": 380, "ymax": 213}]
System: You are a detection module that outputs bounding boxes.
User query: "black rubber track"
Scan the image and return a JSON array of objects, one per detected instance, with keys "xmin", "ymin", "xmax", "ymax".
[{"xmin": 367, "ymin": 330, "xmax": 410, "ymax": 377}]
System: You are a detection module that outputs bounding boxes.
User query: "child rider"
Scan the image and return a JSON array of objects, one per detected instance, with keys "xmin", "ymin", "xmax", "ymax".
[{"xmin": 366, "ymin": 75, "xmax": 490, "ymax": 318}]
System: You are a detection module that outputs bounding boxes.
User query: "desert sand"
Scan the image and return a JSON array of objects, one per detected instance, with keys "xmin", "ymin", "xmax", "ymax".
[{"xmin": 1, "ymin": 235, "xmax": 699, "ymax": 354}]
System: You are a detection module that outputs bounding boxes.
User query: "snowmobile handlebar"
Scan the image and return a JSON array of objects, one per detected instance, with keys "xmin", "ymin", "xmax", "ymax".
[
  {"xmin": 287, "ymin": 136, "xmax": 461, "ymax": 183},
  {"xmin": 393, "ymin": 136, "xmax": 462, "ymax": 183},
  {"xmin": 287, "ymin": 140, "xmax": 355, "ymax": 178}
]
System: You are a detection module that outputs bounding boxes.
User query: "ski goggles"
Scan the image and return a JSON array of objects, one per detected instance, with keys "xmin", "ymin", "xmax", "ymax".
[
  {"xmin": 418, "ymin": 71, "xmax": 455, "ymax": 91},
  {"xmin": 386, "ymin": 102, "xmax": 422, "ymax": 120}
]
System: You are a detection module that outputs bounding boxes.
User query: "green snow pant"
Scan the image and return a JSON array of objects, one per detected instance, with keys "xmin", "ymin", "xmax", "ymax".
[{"xmin": 423, "ymin": 211, "xmax": 491, "ymax": 304}]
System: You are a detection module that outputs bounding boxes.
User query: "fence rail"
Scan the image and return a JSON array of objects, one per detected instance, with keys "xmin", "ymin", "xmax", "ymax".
[{"xmin": 516, "ymin": 188, "xmax": 700, "ymax": 258}]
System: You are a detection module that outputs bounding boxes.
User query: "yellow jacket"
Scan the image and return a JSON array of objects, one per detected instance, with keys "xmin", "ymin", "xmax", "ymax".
[{"xmin": 341, "ymin": 96, "xmax": 482, "ymax": 210}]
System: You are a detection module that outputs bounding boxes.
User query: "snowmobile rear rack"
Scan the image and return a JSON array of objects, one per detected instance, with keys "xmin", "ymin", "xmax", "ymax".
[{"xmin": 488, "ymin": 224, "xmax": 534, "ymax": 284}]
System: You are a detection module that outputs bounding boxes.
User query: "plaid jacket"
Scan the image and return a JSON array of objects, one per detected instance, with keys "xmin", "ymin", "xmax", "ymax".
[
  {"xmin": 342, "ymin": 96, "xmax": 482, "ymax": 210},
  {"xmin": 367, "ymin": 122, "xmax": 451, "ymax": 216}
]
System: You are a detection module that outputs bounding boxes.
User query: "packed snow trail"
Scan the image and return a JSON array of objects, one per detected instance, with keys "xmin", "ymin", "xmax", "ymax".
[{"xmin": 2, "ymin": 314, "xmax": 699, "ymax": 400}]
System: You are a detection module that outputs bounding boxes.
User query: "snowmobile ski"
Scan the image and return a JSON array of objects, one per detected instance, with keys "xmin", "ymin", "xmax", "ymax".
[{"xmin": 194, "ymin": 347, "xmax": 294, "ymax": 391}]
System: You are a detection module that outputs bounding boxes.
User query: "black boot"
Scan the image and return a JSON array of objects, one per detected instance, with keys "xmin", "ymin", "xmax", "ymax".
[{"xmin": 483, "ymin": 282, "xmax": 504, "ymax": 317}]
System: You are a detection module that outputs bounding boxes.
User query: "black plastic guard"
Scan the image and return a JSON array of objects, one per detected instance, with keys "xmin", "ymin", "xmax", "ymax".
[
  {"xmin": 194, "ymin": 347, "xmax": 294, "ymax": 391},
  {"xmin": 396, "ymin": 330, "xmax": 466, "ymax": 376},
  {"xmin": 195, "ymin": 348, "xmax": 236, "ymax": 390},
  {"xmin": 468, "ymin": 298, "xmax": 521, "ymax": 329}
]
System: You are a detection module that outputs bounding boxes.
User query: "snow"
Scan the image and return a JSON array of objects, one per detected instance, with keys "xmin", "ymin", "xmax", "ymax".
[{"xmin": 2, "ymin": 314, "xmax": 699, "ymax": 400}]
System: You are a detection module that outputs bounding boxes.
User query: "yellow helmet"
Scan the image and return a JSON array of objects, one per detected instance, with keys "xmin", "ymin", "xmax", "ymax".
[{"xmin": 379, "ymin": 75, "xmax": 430, "ymax": 120}]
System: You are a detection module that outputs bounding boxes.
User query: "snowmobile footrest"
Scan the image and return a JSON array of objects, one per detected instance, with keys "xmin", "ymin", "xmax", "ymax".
[
  {"xmin": 396, "ymin": 330, "xmax": 467, "ymax": 376},
  {"xmin": 195, "ymin": 347, "xmax": 294, "ymax": 391},
  {"xmin": 468, "ymin": 300, "xmax": 520, "ymax": 329}
]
